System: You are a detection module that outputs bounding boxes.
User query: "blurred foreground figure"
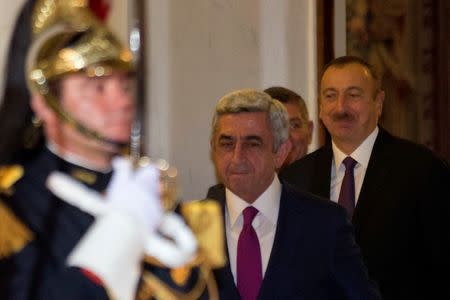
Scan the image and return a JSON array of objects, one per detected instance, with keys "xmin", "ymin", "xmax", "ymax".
[{"xmin": 0, "ymin": 1, "xmax": 223, "ymax": 299}]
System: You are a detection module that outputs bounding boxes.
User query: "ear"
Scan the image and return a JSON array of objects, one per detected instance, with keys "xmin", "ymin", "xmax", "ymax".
[
  {"xmin": 375, "ymin": 90, "xmax": 385, "ymax": 118},
  {"xmin": 318, "ymin": 97, "xmax": 324, "ymax": 122},
  {"xmin": 274, "ymin": 139, "xmax": 292, "ymax": 169},
  {"xmin": 31, "ymin": 94, "xmax": 53, "ymax": 123},
  {"xmin": 30, "ymin": 94, "xmax": 59, "ymax": 139},
  {"xmin": 306, "ymin": 120, "xmax": 314, "ymax": 144},
  {"xmin": 209, "ymin": 138, "xmax": 216, "ymax": 162}
]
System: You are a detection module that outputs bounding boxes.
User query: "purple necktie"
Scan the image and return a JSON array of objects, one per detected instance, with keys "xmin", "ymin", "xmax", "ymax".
[
  {"xmin": 237, "ymin": 206, "xmax": 262, "ymax": 300},
  {"xmin": 338, "ymin": 156, "xmax": 358, "ymax": 218}
]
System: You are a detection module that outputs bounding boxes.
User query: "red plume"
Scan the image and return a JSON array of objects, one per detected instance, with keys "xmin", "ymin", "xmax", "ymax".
[{"xmin": 89, "ymin": 0, "xmax": 111, "ymax": 22}]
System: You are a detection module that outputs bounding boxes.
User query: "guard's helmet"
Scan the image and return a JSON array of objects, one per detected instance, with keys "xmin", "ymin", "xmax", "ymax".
[{"xmin": 26, "ymin": 0, "xmax": 134, "ymax": 144}]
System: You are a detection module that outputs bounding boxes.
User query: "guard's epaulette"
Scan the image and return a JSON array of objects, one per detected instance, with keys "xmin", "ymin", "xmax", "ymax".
[
  {"xmin": 0, "ymin": 165, "xmax": 34, "ymax": 259},
  {"xmin": 0, "ymin": 165, "xmax": 24, "ymax": 195},
  {"xmin": 138, "ymin": 200, "xmax": 225, "ymax": 300}
]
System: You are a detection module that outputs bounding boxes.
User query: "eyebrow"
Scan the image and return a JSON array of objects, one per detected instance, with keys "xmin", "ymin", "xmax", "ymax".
[
  {"xmin": 290, "ymin": 117, "xmax": 303, "ymax": 122},
  {"xmin": 218, "ymin": 134, "xmax": 233, "ymax": 141},
  {"xmin": 244, "ymin": 135, "xmax": 263, "ymax": 143},
  {"xmin": 346, "ymin": 86, "xmax": 364, "ymax": 92},
  {"xmin": 321, "ymin": 86, "xmax": 364, "ymax": 93},
  {"xmin": 217, "ymin": 134, "xmax": 263, "ymax": 142},
  {"xmin": 322, "ymin": 87, "xmax": 337, "ymax": 94}
]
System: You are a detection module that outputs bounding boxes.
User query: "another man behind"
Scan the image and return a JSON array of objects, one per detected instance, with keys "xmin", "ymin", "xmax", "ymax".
[
  {"xmin": 264, "ymin": 86, "xmax": 313, "ymax": 168},
  {"xmin": 281, "ymin": 56, "xmax": 450, "ymax": 300},
  {"xmin": 207, "ymin": 89, "xmax": 380, "ymax": 300}
]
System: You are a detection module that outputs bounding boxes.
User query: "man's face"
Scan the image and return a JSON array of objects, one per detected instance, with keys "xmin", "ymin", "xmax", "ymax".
[
  {"xmin": 283, "ymin": 101, "xmax": 313, "ymax": 165},
  {"xmin": 319, "ymin": 63, "xmax": 384, "ymax": 153},
  {"xmin": 212, "ymin": 112, "xmax": 289, "ymax": 203},
  {"xmin": 46, "ymin": 72, "xmax": 135, "ymax": 156}
]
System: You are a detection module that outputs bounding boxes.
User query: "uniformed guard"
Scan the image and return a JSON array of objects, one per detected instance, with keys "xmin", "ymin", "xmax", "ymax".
[{"xmin": 0, "ymin": 1, "xmax": 224, "ymax": 299}]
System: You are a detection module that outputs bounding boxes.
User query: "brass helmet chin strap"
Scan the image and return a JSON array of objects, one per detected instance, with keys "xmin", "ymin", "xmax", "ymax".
[
  {"xmin": 38, "ymin": 84, "xmax": 129, "ymax": 150},
  {"xmin": 26, "ymin": 0, "xmax": 134, "ymax": 150}
]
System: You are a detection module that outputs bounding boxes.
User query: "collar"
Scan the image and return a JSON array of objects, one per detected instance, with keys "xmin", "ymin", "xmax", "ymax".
[
  {"xmin": 225, "ymin": 174, "xmax": 281, "ymax": 228},
  {"xmin": 45, "ymin": 144, "xmax": 113, "ymax": 191},
  {"xmin": 47, "ymin": 142, "xmax": 112, "ymax": 173},
  {"xmin": 332, "ymin": 126, "xmax": 379, "ymax": 170}
]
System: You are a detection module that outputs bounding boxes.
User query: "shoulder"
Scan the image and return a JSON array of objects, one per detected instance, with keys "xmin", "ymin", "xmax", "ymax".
[
  {"xmin": 279, "ymin": 145, "xmax": 331, "ymax": 188},
  {"xmin": 377, "ymin": 127, "xmax": 433, "ymax": 157},
  {"xmin": 205, "ymin": 183, "xmax": 225, "ymax": 201},
  {"xmin": 288, "ymin": 145, "xmax": 329, "ymax": 169},
  {"xmin": 281, "ymin": 183, "xmax": 346, "ymax": 220},
  {"xmin": 0, "ymin": 165, "xmax": 34, "ymax": 260},
  {"xmin": 281, "ymin": 146, "xmax": 330, "ymax": 175},
  {"xmin": 0, "ymin": 165, "xmax": 25, "ymax": 195},
  {"xmin": 278, "ymin": 183, "xmax": 351, "ymax": 250},
  {"xmin": 375, "ymin": 128, "xmax": 449, "ymax": 172}
]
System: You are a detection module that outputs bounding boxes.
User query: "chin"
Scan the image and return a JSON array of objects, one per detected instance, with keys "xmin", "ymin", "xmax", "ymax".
[
  {"xmin": 106, "ymin": 132, "xmax": 131, "ymax": 143},
  {"xmin": 227, "ymin": 177, "xmax": 248, "ymax": 190}
]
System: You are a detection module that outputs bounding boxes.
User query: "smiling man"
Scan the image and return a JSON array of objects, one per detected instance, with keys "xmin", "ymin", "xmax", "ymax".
[
  {"xmin": 207, "ymin": 89, "xmax": 381, "ymax": 300},
  {"xmin": 264, "ymin": 87, "xmax": 313, "ymax": 168},
  {"xmin": 280, "ymin": 56, "xmax": 450, "ymax": 300}
]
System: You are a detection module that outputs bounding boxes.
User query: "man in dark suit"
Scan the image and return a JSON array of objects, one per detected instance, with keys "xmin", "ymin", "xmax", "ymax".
[
  {"xmin": 207, "ymin": 89, "xmax": 381, "ymax": 300},
  {"xmin": 280, "ymin": 55, "xmax": 450, "ymax": 300}
]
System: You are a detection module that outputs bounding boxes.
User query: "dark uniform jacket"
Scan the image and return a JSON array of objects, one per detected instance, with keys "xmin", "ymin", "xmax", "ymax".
[
  {"xmin": 0, "ymin": 147, "xmax": 112, "ymax": 299},
  {"xmin": 0, "ymin": 147, "xmax": 200, "ymax": 299}
]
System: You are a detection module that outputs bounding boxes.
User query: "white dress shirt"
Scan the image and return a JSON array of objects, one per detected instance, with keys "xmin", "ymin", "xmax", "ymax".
[
  {"xmin": 225, "ymin": 175, "xmax": 281, "ymax": 284},
  {"xmin": 330, "ymin": 127, "xmax": 379, "ymax": 204}
]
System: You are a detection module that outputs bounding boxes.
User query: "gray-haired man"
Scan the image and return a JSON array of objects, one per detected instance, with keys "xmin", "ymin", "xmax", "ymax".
[{"xmin": 206, "ymin": 89, "xmax": 381, "ymax": 300}]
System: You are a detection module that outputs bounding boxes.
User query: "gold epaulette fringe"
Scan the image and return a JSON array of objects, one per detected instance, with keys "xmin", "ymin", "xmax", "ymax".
[
  {"xmin": 0, "ymin": 202, "xmax": 34, "ymax": 259},
  {"xmin": 138, "ymin": 200, "xmax": 225, "ymax": 300},
  {"xmin": 0, "ymin": 165, "xmax": 24, "ymax": 196},
  {"xmin": 0, "ymin": 165, "xmax": 33, "ymax": 259}
]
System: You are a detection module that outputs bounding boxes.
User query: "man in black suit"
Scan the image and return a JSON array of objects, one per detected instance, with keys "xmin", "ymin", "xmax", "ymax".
[
  {"xmin": 207, "ymin": 89, "xmax": 381, "ymax": 300},
  {"xmin": 280, "ymin": 55, "xmax": 450, "ymax": 300}
]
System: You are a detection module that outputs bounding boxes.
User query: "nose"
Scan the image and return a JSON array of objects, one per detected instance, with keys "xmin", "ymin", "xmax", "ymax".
[
  {"xmin": 335, "ymin": 94, "xmax": 346, "ymax": 112},
  {"xmin": 289, "ymin": 130, "xmax": 295, "ymax": 139},
  {"xmin": 231, "ymin": 142, "xmax": 245, "ymax": 163}
]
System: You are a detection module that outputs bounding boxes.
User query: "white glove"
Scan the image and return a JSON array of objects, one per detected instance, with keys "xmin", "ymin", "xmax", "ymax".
[
  {"xmin": 46, "ymin": 157, "xmax": 197, "ymax": 300},
  {"xmin": 106, "ymin": 157, "xmax": 163, "ymax": 232}
]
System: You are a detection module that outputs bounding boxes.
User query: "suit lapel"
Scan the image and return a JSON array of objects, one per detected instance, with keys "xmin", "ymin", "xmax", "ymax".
[
  {"xmin": 207, "ymin": 185, "xmax": 241, "ymax": 299},
  {"xmin": 207, "ymin": 184, "xmax": 310, "ymax": 299},
  {"xmin": 314, "ymin": 130, "xmax": 394, "ymax": 227},
  {"xmin": 313, "ymin": 144, "xmax": 334, "ymax": 198},
  {"xmin": 258, "ymin": 185, "xmax": 307, "ymax": 299},
  {"xmin": 353, "ymin": 128, "xmax": 393, "ymax": 225}
]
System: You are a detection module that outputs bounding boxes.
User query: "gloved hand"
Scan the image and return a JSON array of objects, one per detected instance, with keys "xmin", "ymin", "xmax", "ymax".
[
  {"xmin": 46, "ymin": 156, "xmax": 197, "ymax": 300},
  {"xmin": 105, "ymin": 157, "xmax": 164, "ymax": 232}
]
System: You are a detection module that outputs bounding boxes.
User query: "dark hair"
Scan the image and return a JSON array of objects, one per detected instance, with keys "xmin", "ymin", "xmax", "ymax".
[
  {"xmin": 320, "ymin": 55, "xmax": 382, "ymax": 91},
  {"xmin": 264, "ymin": 86, "xmax": 309, "ymax": 121},
  {"xmin": 0, "ymin": 0, "xmax": 42, "ymax": 164}
]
